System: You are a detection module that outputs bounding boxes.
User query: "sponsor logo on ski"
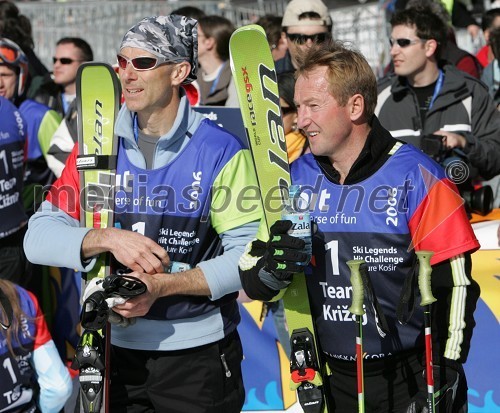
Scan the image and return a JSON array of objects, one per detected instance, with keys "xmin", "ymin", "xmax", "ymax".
[
  {"xmin": 258, "ymin": 64, "xmax": 288, "ymax": 180},
  {"xmin": 241, "ymin": 66, "xmax": 257, "ymax": 128},
  {"xmin": 93, "ymin": 99, "xmax": 103, "ymax": 155},
  {"xmin": 76, "ymin": 155, "xmax": 97, "ymax": 168}
]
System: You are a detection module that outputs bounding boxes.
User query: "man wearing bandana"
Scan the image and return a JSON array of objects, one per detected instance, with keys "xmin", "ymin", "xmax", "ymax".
[{"xmin": 24, "ymin": 15, "xmax": 262, "ymax": 412}]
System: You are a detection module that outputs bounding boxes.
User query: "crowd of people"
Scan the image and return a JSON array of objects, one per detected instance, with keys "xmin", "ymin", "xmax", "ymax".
[{"xmin": 1, "ymin": 0, "xmax": 499, "ymax": 411}]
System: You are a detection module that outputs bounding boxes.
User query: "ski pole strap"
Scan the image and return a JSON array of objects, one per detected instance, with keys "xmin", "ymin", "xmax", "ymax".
[
  {"xmin": 416, "ymin": 251, "xmax": 436, "ymax": 306},
  {"xmin": 347, "ymin": 260, "xmax": 389, "ymax": 337},
  {"xmin": 76, "ymin": 154, "xmax": 118, "ymax": 171},
  {"xmin": 396, "ymin": 256, "xmax": 418, "ymax": 325},
  {"xmin": 103, "ymin": 273, "xmax": 147, "ymax": 297},
  {"xmin": 359, "ymin": 264, "xmax": 390, "ymax": 338},
  {"xmin": 0, "ymin": 286, "xmax": 13, "ymax": 329}
]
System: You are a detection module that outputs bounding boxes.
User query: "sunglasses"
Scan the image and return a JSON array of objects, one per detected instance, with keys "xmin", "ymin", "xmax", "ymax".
[
  {"xmin": 117, "ymin": 54, "xmax": 171, "ymax": 71},
  {"xmin": 286, "ymin": 32, "xmax": 331, "ymax": 45},
  {"xmin": 389, "ymin": 38, "xmax": 426, "ymax": 48},
  {"xmin": 52, "ymin": 57, "xmax": 81, "ymax": 65},
  {"xmin": 0, "ymin": 42, "xmax": 22, "ymax": 65}
]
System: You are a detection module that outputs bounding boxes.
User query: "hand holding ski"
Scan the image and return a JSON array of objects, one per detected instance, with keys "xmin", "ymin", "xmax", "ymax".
[{"xmin": 264, "ymin": 220, "xmax": 309, "ymax": 277}]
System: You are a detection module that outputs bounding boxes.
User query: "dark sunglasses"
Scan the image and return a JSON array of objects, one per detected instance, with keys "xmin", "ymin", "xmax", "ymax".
[
  {"xmin": 52, "ymin": 57, "xmax": 81, "ymax": 65},
  {"xmin": 389, "ymin": 38, "xmax": 426, "ymax": 48},
  {"xmin": 117, "ymin": 54, "xmax": 170, "ymax": 71},
  {"xmin": 286, "ymin": 32, "xmax": 331, "ymax": 45},
  {"xmin": 281, "ymin": 106, "xmax": 296, "ymax": 116}
]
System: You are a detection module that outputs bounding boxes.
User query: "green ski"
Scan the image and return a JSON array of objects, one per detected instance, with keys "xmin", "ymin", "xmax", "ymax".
[
  {"xmin": 230, "ymin": 25, "xmax": 329, "ymax": 413},
  {"xmin": 72, "ymin": 63, "xmax": 121, "ymax": 413}
]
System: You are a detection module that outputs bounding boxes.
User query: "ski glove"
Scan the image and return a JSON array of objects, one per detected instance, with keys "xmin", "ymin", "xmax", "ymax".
[
  {"xmin": 81, "ymin": 273, "xmax": 147, "ymax": 329},
  {"xmin": 406, "ymin": 361, "xmax": 465, "ymax": 413},
  {"xmin": 239, "ymin": 220, "xmax": 310, "ymax": 301},
  {"xmin": 264, "ymin": 220, "xmax": 309, "ymax": 277}
]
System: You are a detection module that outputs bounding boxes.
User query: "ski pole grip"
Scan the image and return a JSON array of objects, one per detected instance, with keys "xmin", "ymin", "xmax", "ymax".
[
  {"xmin": 347, "ymin": 259, "xmax": 365, "ymax": 316},
  {"xmin": 416, "ymin": 251, "xmax": 437, "ymax": 306}
]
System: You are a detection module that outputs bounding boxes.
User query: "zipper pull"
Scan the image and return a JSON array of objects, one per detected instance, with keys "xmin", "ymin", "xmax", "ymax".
[{"xmin": 220, "ymin": 353, "xmax": 232, "ymax": 378}]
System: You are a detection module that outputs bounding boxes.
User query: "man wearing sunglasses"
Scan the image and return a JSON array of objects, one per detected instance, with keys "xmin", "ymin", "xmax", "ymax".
[
  {"xmin": 376, "ymin": 6, "xmax": 500, "ymax": 189},
  {"xmin": 31, "ymin": 37, "xmax": 93, "ymax": 117},
  {"xmin": 275, "ymin": 0, "xmax": 333, "ymax": 74},
  {"xmin": 30, "ymin": 38, "xmax": 93, "ymax": 181},
  {"xmin": 24, "ymin": 15, "xmax": 262, "ymax": 412}
]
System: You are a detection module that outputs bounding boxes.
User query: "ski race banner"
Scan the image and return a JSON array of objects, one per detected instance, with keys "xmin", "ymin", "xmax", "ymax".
[{"xmin": 43, "ymin": 106, "xmax": 499, "ymax": 413}]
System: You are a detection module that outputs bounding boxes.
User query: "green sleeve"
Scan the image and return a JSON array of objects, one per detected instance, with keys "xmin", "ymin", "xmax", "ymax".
[
  {"xmin": 38, "ymin": 110, "xmax": 62, "ymax": 156},
  {"xmin": 211, "ymin": 149, "xmax": 264, "ymax": 234}
]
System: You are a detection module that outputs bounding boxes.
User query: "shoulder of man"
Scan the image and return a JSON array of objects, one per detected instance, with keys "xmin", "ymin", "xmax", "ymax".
[
  {"xmin": 377, "ymin": 72, "xmax": 400, "ymax": 96},
  {"xmin": 442, "ymin": 64, "xmax": 490, "ymax": 94},
  {"xmin": 27, "ymin": 74, "xmax": 61, "ymax": 100}
]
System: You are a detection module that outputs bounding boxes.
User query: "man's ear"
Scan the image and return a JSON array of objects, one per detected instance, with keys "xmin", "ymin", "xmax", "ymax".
[
  {"xmin": 171, "ymin": 62, "xmax": 191, "ymax": 86},
  {"xmin": 349, "ymin": 94, "xmax": 364, "ymax": 122},
  {"xmin": 425, "ymin": 38, "xmax": 439, "ymax": 58}
]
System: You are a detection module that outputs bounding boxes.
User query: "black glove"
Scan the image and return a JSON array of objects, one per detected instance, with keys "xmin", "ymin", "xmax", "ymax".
[
  {"xmin": 80, "ymin": 273, "xmax": 147, "ymax": 330},
  {"xmin": 263, "ymin": 220, "xmax": 309, "ymax": 279},
  {"xmin": 406, "ymin": 361, "xmax": 464, "ymax": 413},
  {"xmin": 239, "ymin": 220, "xmax": 310, "ymax": 301}
]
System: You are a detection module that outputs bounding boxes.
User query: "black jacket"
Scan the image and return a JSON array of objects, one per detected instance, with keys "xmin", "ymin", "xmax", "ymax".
[{"xmin": 376, "ymin": 64, "xmax": 500, "ymax": 180}]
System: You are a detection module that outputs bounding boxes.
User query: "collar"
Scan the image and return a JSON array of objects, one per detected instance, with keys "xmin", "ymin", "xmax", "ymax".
[
  {"xmin": 315, "ymin": 116, "xmax": 398, "ymax": 185},
  {"xmin": 389, "ymin": 64, "xmax": 466, "ymax": 97}
]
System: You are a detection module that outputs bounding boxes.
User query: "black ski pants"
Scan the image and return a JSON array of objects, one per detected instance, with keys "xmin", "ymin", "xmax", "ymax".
[
  {"xmin": 109, "ymin": 330, "xmax": 245, "ymax": 413},
  {"xmin": 324, "ymin": 349, "xmax": 468, "ymax": 412}
]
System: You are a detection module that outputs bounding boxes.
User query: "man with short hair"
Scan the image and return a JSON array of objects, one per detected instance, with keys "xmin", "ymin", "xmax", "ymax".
[
  {"xmin": 275, "ymin": 0, "xmax": 332, "ymax": 74},
  {"xmin": 31, "ymin": 38, "xmax": 93, "ymax": 178},
  {"xmin": 376, "ymin": 6, "xmax": 500, "ymax": 184},
  {"xmin": 31, "ymin": 37, "xmax": 93, "ymax": 116},
  {"xmin": 24, "ymin": 15, "xmax": 261, "ymax": 411},
  {"xmin": 239, "ymin": 39, "xmax": 480, "ymax": 412}
]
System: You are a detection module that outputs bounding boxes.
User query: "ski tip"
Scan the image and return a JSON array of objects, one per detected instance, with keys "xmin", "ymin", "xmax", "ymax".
[
  {"xmin": 229, "ymin": 24, "xmax": 270, "ymax": 63},
  {"xmin": 232, "ymin": 24, "xmax": 266, "ymax": 38}
]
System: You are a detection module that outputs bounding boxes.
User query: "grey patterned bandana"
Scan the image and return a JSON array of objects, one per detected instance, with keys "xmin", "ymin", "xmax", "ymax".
[{"xmin": 120, "ymin": 15, "xmax": 198, "ymax": 84}]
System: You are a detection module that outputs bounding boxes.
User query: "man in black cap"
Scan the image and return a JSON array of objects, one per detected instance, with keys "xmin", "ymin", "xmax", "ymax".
[{"xmin": 24, "ymin": 15, "xmax": 262, "ymax": 412}]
